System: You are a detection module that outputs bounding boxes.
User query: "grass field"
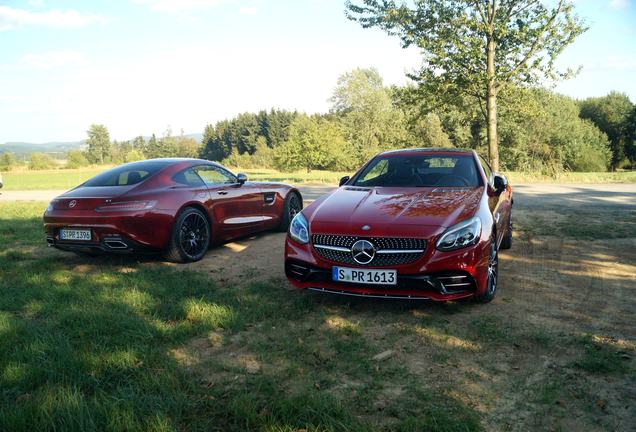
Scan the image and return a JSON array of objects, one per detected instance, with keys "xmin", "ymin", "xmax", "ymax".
[
  {"xmin": 1, "ymin": 201, "xmax": 634, "ymax": 431},
  {"xmin": 2, "ymin": 166, "xmax": 635, "ymax": 191}
]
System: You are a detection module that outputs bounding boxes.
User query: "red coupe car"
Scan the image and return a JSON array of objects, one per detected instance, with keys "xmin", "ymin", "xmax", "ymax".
[
  {"xmin": 44, "ymin": 159, "xmax": 302, "ymax": 262},
  {"xmin": 284, "ymin": 148, "xmax": 512, "ymax": 302}
]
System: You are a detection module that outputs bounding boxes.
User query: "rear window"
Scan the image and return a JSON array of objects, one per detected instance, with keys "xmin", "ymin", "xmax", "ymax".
[{"xmin": 83, "ymin": 161, "xmax": 172, "ymax": 187}]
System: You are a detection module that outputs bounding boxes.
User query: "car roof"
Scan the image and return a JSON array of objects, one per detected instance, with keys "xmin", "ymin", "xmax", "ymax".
[
  {"xmin": 135, "ymin": 158, "xmax": 223, "ymax": 167},
  {"xmin": 379, "ymin": 148, "xmax": 475, "ymax": 156}
]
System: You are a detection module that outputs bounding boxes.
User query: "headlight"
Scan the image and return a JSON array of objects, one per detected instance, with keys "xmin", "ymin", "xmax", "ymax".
[
  {"xmin": 289, "ymin": 212, "xmax": 309, "ymax": 244},
  {"xmin": 436, "ymin": 216, "xmax": 482, "ymax": 251}
]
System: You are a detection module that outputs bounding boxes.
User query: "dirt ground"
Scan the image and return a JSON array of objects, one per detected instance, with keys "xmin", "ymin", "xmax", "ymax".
[{"xmin": 8, "ymin": 183, "xmax": 636, "ymax": 430}]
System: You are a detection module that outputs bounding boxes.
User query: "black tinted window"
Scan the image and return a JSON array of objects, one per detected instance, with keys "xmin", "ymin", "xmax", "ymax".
[
  {"xmin": 173, "ymin": 168, "xmax": 205, "ymax": 186},
  {"xmin": 353, "ymin": 154, "xmax": 480, "ymax": 187},
  {"xmin": 84, "ymin": 161, "xmax": 171, "ymax": 187}
]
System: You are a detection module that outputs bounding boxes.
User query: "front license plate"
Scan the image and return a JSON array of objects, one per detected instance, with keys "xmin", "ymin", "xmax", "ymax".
[
  {"xmin": 332, "ymin": 267, "xmax": 397, "ymax": 285},
  {"xmin": 59, "ymin": 228, "xmax": 92, "ymax": 241}
]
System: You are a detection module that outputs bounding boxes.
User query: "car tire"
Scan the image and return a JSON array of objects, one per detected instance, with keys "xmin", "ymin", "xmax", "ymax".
[
  {"xmin": 475, "ymin": 234, "xmax": 498, "ymax": 303},
  {"xmin": 164, "ymin": 207, "xmax": 211, "ymax": 263},
  {"xmin": 500, "ymin": 213, "xmax": 512, "ymax": 250},
  {"xmin": 278, "ymin": 192, "xmax": 302, "ymax": 232}
]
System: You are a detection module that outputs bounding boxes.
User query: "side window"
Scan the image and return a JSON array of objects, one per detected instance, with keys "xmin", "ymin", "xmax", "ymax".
[
  {"xmin": 195, "ymin": 166, "xmax": 236, "ymax": 186},
  {"xmin": 479, "ymin": 156, "xmax": 493, "ymax": 184},
  {"xmin": 173, "ymin": 168, "xmax": 205, "ymax": 186}
]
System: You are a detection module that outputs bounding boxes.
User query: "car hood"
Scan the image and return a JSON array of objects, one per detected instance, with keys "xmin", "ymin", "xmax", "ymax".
[{"xmin": 306, "ymin": 186, "xmax": 483, "ymax": 238}]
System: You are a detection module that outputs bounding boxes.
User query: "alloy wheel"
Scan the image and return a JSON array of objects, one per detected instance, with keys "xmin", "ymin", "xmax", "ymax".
[
  {"xmin": 486, "ymin": 237, "xmax": 498, "ymax": 295},
  {"xmin": 289, "ymin": 194, "xmax": 301, "ymax": 220},
  {"xmin": 179, "ymin": 212, "xmax": 209, "ymax": 259}
]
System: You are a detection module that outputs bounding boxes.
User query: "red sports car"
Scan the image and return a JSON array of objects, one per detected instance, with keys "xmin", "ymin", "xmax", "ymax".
[
  {"xmin": 44, "ymin": 159, "xmax": 302, "ymax": 262},
  {"xmin": 284, "ymin": 148, "xmax": 512, "ymax": 302}
]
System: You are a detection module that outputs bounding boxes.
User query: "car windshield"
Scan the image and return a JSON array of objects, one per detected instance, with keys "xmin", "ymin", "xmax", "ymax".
[
  {"xmin": 352, "ymin": 154, "xmax": 481, "ymax": 187},
  {"xmin": 83, "ymin": 160, "xmax": 172, "ymax": 187}
]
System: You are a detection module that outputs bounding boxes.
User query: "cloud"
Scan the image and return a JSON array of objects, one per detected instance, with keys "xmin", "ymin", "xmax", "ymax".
[
  {"xmin": 239, "ymin": 6, "xmax": 258, "ymax": 14},
  {"xmin": 28, "ymin": 0, "xmax": 45, "ymax": 8},
  {"xmin": 609, "ymin": 0, "xmax": 630, "ymax": 10},
  {"xmin": 0, "ymin": 6, "xmax": 106, "ymax": 31},
  {"xmin": 132, "ymin": 0, "xmax": 227, "ymax": 12},
  {"xmin": 18, "ymin": 50, "xmax": 88, "ymax": 70}
]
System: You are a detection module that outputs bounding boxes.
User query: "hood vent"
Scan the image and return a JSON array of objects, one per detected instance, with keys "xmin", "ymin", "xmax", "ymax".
[{"xmin": 343, "ymin": 186, "xmax": 371, "ymax": 192}]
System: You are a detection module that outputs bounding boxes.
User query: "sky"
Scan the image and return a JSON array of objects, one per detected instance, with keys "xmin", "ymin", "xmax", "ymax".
[{"xmin": 0, "ymin": 0, "xmax": 634, "ymax": 143}]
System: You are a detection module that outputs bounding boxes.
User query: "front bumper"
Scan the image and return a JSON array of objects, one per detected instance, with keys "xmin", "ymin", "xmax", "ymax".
[{"xmin": 284, "ymin": 236, "xmax": 490, "ymax": 301}]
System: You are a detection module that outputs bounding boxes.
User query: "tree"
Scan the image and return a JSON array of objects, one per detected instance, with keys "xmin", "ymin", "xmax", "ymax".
[
  {"xmin": 66, "ymin": 150, "xmax": 89, "ymax": 169},
  {"xmin": 346, "ymin": 0, "xmax": 587, "ymax": 170},
  {"xmin": 579, "ymin": 92, "xmax": 634, "ymax": 169},
  {"xmin": 0, "ymin": 152, "xmax": 17, "ymax": 171},
  {"xmin": 274, "ymin": 116, "xmax": 353, "ymax": 172},
  {"xmin": 146, "ymin": 133, "xmax": 160, "ymax": 158},
  {"xmin": 331, "ymin": 68, "xmax": 409, "ymax": 163},
  {"xmin": 412, "ymin": 113, "xmax": 452, "ymax": 148},
  {"xmin": 132, "ymin": 135, "xmax": 147, "ymax": 156},
  {"xmin": 85, "ymin": 124, "xmax": 111, "ymax": 164},
  {"xmin": 29, "ymin": 152, "xmax": 57, "ymax": 170}
]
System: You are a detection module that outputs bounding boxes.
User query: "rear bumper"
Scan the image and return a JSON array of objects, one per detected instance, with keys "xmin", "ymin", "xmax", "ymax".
[
  {"xmin": 43, "ymin": 209, "xmax": 174, "ymax": 252},
  {"xmin": 46, "ymin": 233, "xmax": 157, "ymax": 255}
]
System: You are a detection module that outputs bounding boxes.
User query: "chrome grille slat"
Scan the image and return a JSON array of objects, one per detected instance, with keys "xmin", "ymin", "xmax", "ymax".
[{"xmin": 311, "ymin": 234, "xmax": 426, "ymax": 266}]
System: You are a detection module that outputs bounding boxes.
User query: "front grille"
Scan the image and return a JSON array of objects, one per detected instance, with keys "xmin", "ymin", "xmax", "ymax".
[{"xmin": 311, "ymin": 234, "xmax": 426, "ymax": 267}]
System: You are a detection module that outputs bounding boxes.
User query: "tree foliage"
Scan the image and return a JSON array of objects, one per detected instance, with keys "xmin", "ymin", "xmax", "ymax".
[
  {"xmin": 85, "ymin": 124, "xmax": 111, "ymax": 164},
  {"xmin": 579, "ymin": 92, "xmax": 634, "ymax": 169},
  {"xmin": 0, "ymin": 152, "xmax": 17, "ymax": 171},
  {"xmin": 65, "ymin": 150, "xmax": 89, "ymax": 169},
  {"xmin": 346, "ymin": 0, "xmax": 587, "ymax": 170},
  {"xmin": 29, "ymin": 152, "xmax": 57, "ymax": 170},
  {"xmin": 274, "ymin": 115, "xmax": 353, "ymax": 172}
]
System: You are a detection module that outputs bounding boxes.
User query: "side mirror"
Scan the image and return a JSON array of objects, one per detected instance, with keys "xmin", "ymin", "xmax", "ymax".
[
  {"xmin": 339, "ymin": 176, "xmax": 350, "ymax": 187},
  {"xmin": 237, "ymin": 173, "xmax": 247, "ymax": 185},
  {"xmin": 493, "ymin": 174, "xmax": 507, "ymax": 194}
]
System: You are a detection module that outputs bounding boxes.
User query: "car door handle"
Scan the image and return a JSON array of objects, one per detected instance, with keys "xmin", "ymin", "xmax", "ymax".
[{"xmin": 217, "ymin": 191, "xmax": 228, "ymax": 195}]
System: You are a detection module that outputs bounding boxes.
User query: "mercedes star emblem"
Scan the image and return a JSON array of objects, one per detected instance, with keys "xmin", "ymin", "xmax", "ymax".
[
  {"xmin": 68, "ymin": 200, "xmax": 77, "ymax": 208},
  {"xmin": 351, "ymin": 239, "xmax": 375, "ymax": 265}
]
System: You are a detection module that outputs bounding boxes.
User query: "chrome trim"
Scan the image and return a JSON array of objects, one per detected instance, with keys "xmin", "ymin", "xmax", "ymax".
[
  {"xmin": 376, "ymin": 249, "xmax": 425, "ymax": 254},
  {"xmin": 105, "ymin": 240, "xmax": 128, "ymax": 249},
  {"xmin": 313, "ymin": 244, "xmax": 350, "ymax": 253},
  {"xmin": 308, "ymin": 287, "xmax": 429, "ymax": 300},
  {"xmin": 313, "ymin": 245, "xmax": 424, "ymax": 254}
]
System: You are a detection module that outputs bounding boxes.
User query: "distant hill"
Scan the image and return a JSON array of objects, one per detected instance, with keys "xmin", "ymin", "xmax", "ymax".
[
  {"xmin": 0, "ymin": 133, "xmax": 203, "ymax": 157},
  {"xmin": 0, "ymin": 141, "xmax": 85, "ymax": 157}
]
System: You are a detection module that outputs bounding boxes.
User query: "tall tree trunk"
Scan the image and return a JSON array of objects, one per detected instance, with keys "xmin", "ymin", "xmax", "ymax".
[{"xmin": 486, "ymin": 35, "xmax": 499, "ymax": 171}]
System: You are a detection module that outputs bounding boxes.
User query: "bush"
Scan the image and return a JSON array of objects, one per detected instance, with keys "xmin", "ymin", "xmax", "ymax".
[
  {"xmin": 65, "ymin": 150, "xmax": 89, "ymax": 169},
  {"xmin": 0, "ymin": 152, "xmax": 17, "ymax": 171},
  {"xmin": 28, "ymin": 153, "xmax": 57, "ymax": 170}
]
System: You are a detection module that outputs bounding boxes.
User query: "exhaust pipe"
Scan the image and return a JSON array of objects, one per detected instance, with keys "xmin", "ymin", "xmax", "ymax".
[{"xmin": 105, "ymin": 240, "xmax": 128, "ymax": 249}]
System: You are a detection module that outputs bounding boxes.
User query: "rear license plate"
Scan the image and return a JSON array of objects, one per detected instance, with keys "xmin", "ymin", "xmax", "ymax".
[
  {"xmin": 60, "ymin": 229, "xmax": 92, "ymax": 241},
  {"xmin": 332, "ymin": 267, "xmax": 397, "ymax": 285}
]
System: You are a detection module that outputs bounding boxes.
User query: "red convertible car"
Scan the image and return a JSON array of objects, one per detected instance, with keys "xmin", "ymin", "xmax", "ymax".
[
  {"xmin": 44, "ymin": 159, "xmax": 302, "ymax": 262},
  {"xmin": 284, "ymin": 148, "xmax": 512, "ymax": 302}
]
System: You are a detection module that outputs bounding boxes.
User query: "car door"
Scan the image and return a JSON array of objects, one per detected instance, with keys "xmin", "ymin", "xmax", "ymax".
[
  {"xmin": 479, "ymin": 156, "xmax": 506, "ymax": 244},
  {"xmin": 194, "ymin": 165, "xmax": 263, "ymax": 238}
]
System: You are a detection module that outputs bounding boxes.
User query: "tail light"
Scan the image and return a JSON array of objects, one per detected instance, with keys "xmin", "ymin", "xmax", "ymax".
[{"xmin": 95, "ymin": 200, "xmax": 157, "ymax": 212}]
